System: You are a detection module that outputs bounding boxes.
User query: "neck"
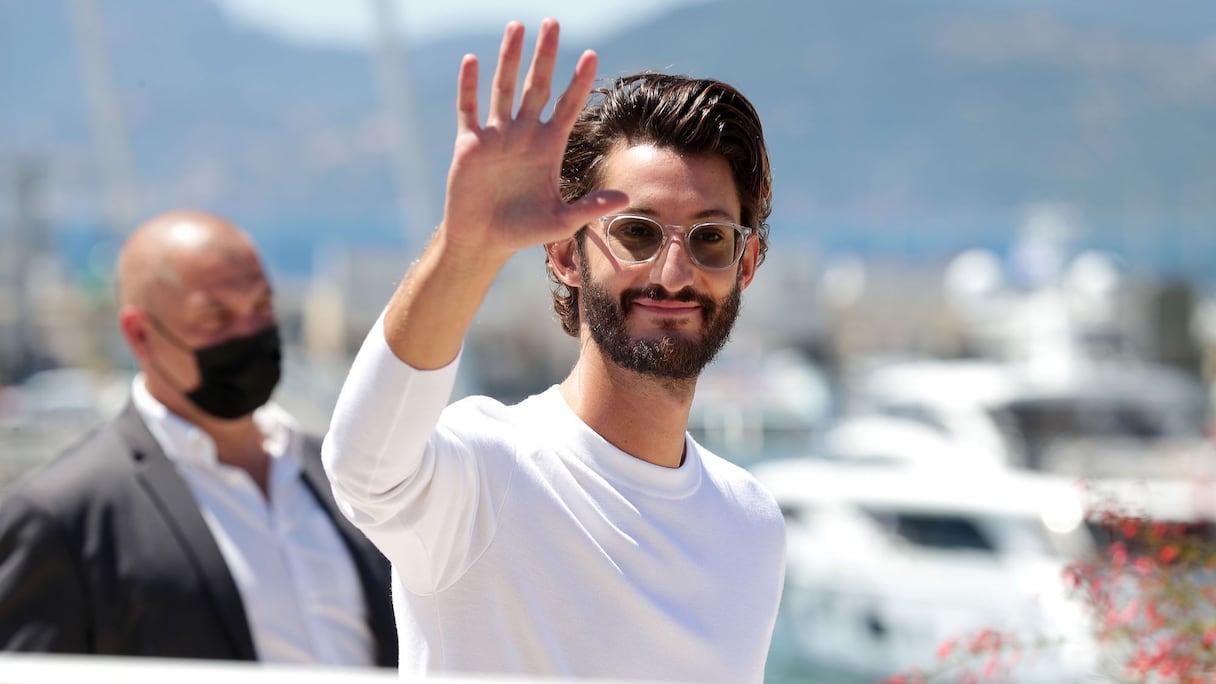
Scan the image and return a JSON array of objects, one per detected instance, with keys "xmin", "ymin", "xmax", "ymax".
[
  {"xmin": 144, "ymin": 375, "xmax": 273, "ymax": 494},
  {"xmin": 559, "ymin": 346, "xmax": 695, "ymax": 469},
  {"xmin": 204, "ymin": 415, "xmax": 265, "ymax": 456},
  {"xmin": 206, "ymin": 415, "xmax": 273, "ymax": 494}
]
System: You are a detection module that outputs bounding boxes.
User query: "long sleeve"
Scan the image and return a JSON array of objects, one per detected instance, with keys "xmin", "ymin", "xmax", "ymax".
[
  {"xmin": 0, "ymin": 493, "xmax": 90, "ymax": 653},
  {"xmin": 322, "ymin": 312, "xmax": 460, "ymax": 519},
  {"xmin": 322, "ymin": 313, "xmax": 511, "ymax": 594}
]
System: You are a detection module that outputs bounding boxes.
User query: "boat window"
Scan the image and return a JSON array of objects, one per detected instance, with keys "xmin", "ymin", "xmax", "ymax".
[
  {"xmin": 992, "ymin": 397, "xmax": 1206, "ymax": 469},
  {"xmin": 866, "ymin": 510, "xmax": 995, "ymax": 552}
]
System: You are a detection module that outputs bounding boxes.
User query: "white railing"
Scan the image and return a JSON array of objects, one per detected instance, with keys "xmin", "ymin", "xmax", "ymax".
[{"xmin": 0, "ymin": 654, "xmax": 664, "ymax": 684}]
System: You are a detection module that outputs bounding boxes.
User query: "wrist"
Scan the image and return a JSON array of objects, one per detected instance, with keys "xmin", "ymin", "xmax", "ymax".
[{"xmin": 432, "ymin": 223, "xmax": 516, "ymax": 273}]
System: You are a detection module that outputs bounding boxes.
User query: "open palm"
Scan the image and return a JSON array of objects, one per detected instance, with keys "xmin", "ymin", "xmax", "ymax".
[{"xmin": 440, "ymin": 19, "xmax": 627, "ymax": 259}]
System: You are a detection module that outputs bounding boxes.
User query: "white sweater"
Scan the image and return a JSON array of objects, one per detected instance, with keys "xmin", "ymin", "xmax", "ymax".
[{"xmin": 323, "ymin": 317, "xmax": 787, "ymax": 683}]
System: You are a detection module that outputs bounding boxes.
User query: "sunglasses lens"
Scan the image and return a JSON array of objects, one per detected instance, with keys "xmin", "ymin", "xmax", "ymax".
[
  {"xmin": 689, "ymin": 223, "xmax": 744, "ymax": 269},
  {"xmin": 606, "ymin": 217, "xmax": 665, "ymax": 261}
]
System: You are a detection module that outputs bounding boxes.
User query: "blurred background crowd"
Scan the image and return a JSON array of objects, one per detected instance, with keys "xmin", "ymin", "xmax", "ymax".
[{"xmin": 2, "ymin": 1, "xmax": 1214, "ymax": 681}]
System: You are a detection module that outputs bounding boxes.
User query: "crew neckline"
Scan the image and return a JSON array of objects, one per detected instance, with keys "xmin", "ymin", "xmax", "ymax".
[{"xmin": 533, "ymin": 386, "xmax": 702, "ymax": 500}]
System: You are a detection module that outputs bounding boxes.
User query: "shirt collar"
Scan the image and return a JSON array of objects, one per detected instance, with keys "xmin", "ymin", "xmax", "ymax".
[{"xmin": 130, "ymin": 373, "xmax": 300, "ymax": 471}]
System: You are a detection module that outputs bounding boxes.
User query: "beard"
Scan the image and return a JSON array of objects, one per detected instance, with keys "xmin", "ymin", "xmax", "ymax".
[{"xmin": 578, "ymin": 249, "xmax": 742, "ymax": 380}]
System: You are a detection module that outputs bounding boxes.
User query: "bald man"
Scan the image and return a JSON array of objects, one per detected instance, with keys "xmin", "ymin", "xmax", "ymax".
[{"xmin": 0, "ymin": 210, "xmax": 397, "ymax": 666}]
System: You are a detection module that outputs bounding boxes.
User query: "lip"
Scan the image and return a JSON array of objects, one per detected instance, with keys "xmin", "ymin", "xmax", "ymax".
[{"xmin": 631, "ymin": 299, "xmax": 701, "ymax": 315}]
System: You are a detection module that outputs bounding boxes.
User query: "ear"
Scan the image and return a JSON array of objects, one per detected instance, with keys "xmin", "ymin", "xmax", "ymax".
[
  {"xmin": 737, "ymin": 236, "xmax": 760, "ymax": 291},
  {"xmin": 118, "ymin": 306, "xmax": 154, "ymax": 363},
  {"xmin": 545, "ymin": 238, "xmax": 582, "ymax": 289}
]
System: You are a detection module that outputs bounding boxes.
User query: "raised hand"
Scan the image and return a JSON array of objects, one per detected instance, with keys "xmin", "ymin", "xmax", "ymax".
[{"xmin": 439, "ymin": 19, "xmax": 628, "ymax": 261}]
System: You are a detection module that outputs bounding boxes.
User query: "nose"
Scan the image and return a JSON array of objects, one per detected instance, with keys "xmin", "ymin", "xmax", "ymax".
[
  {"xmin": 230, "ymin": 295, "xmax": 276, "ymax": 338},
  {"xmin": 233, "ymin": 315, "xmax": 275, "ymax": 338},
  {"xmin": 648, "ymin": 234, "xmax": 696, "ymax": 292}
]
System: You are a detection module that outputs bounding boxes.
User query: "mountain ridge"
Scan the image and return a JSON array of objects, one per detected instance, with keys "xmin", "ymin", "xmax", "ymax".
[{"xmin": 1, "ymin": 0, "xmax": 1213, "ymax": 279}]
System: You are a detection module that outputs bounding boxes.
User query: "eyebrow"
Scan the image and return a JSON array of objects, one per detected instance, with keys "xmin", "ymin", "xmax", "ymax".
[
  {"xmin": 622, "ymin": 206, "xmax": 738, "ymax": 223},
  {"xmin": 197, "ymin": 282, "xmax": 274, "ymax": 308}
]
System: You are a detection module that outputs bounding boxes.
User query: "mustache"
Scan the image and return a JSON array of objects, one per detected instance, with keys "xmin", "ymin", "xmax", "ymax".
[{"xmin": 620, "ymin": 285, "xmax": 716, "ymax": 310}]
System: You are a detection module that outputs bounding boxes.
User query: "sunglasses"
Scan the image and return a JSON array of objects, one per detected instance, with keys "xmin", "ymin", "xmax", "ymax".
[{"xmin": 597, "ymin": 214, "xmax": 753, "ymax": 271}]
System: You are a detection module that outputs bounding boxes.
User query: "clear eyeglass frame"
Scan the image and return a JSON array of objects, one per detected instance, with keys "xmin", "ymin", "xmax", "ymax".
[{"xmin": 596, "ymin": 214, "xmax": 753, "ymax": 271}]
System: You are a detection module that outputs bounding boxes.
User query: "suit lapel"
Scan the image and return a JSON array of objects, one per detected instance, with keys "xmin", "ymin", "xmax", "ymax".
[
  {"xmin": 297, "ymin": 436, "xmax": 398, "ymax": 667},
  {"xmin": 114, "ymin": 404, "xmax": 258, "ymax": 660},
  {"xmin": 295, "ymin": 438, "xmax": 359, "ymax": 545}
]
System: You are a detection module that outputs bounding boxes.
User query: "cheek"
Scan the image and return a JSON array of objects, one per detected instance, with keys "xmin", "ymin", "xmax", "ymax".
[
  {"xmin": 576, "ymin": 243, "xmax": 618, "ymax": 288},
  {"xmin": 156, "ymin": 341, "xmax": 202, "ymax": 383},
  {"xmin": 582, "ymin": 263, "xmax": 646, "ymax": 306}
]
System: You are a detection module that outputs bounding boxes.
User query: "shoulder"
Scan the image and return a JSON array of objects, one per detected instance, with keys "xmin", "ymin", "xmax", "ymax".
[
  {"xmin": 421, "ymin": 390, "xmax": 566, "ymax": 477},
  {"xmin": 696, "ymin": 445, "xmax": 784, "ymax": 523},
  {"xmin": 1, "ymin": 416, "xmax": 142, "ymax": 521},
  {"xmin": 438, "ymin": 389, "xmax": 557, "ymax": 438},
  {"xmin": 10, "ymin": 421, "xmax": 129, "ymax": 495}
]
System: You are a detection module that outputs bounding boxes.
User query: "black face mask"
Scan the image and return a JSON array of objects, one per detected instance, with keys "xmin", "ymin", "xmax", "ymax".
[{"xmin": 149, "ymin": 318, "xmax": 282, "ymax": 420}]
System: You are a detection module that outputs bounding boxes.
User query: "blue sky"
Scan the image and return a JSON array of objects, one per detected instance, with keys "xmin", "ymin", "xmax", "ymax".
[{"xmin": 212, "ymin": 0, "xmax": 706, "ymax": 49}]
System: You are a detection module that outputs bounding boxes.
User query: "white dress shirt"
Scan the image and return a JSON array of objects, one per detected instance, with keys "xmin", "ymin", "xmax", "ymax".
[{"xmin": 132, "ymin": 376, "xmax": 375, "ymax": 666}]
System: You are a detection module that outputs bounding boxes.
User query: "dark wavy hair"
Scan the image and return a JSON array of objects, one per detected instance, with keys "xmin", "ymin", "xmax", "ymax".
[{"xmin": 548, "ymin": 72, "xmax": 773, "ymax": 336}]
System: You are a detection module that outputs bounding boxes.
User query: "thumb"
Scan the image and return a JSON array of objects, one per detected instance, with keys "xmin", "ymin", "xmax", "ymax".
[{"xmin": 562, "ymin": 190, "xmax": 629, "ymax": 231}]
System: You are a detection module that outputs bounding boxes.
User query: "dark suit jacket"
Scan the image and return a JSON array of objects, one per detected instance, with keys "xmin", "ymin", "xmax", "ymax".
[{"xmin": 0, "ymin": 402, "xmax": 398, "ymax": 666}]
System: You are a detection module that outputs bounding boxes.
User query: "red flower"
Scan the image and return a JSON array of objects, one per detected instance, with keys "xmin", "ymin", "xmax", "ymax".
[
  {"xmin": 1063, "ymin": 561, "xmax": 1086, "ymax": 588},
  {"xmin": 968, "ymin": 629, "xmax": 1001, "ymax": 654},
  {"xmin": 1158, "ymin": 545, "xmax": 1181, "ymax": 564},
  {"xmin": 1120, "ymin": 518, "xmax": 1141, "ymax": 539},
  {"xmin": 983, "ymin": 655, "xmax": 1002, "ymax": 679},
  {"xmin": 886, "ymin": 497, "xmax": 1216, "ymax": 684},
  {"xmin": 1144, "ymin": 600, "xmax": 1165, "ymax": 629},
  {"xmin": 1128, "ymin": 650, "xmax": 1153, "ymax": 674},
  {"xmin": 1105, "ymin": 599, "xmax": 1139, "ymax": 628}
]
